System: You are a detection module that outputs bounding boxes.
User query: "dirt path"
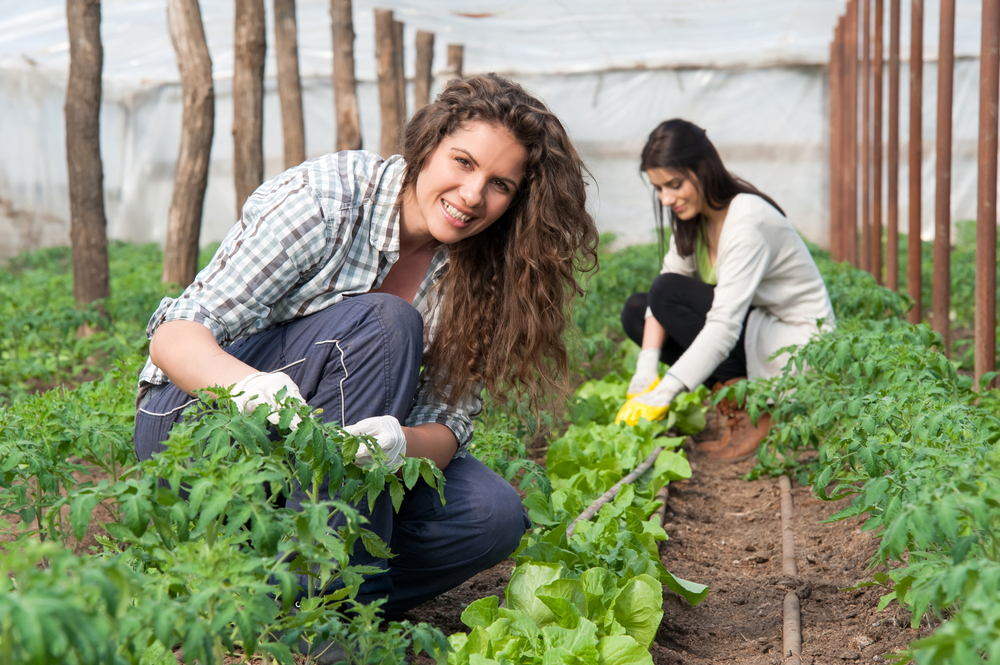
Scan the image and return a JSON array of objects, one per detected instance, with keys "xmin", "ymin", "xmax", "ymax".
[{"xmin": 406, "ymin": 438, "xmax": 933, "ymax": 664}]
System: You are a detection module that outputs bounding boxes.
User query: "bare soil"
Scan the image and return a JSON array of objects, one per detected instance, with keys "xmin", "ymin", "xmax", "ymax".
[{"xmin": 405, "ymin": 432, "xmax": 932, "ymax": 664}]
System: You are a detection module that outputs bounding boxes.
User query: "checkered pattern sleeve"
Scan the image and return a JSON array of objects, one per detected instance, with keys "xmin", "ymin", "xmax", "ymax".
[{"xmin": 406, "ymin": 372, "xmax": 483, "ymax": 457}]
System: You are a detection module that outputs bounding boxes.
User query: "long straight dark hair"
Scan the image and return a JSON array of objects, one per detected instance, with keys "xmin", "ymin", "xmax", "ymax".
[{"xmin": 640, "ymin": 119, "xmax": 784, "ymax": 258}]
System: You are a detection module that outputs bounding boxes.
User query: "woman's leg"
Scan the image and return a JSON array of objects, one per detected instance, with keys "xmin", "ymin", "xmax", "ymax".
[
  {"xmin": 623, "ymin": 273, "xmax": 749, "ymax": 386},
  {"xmin": 377, "ymin": 454, "xmax": 530, "ymax": 616},
  {"xmin": 134, "ymin": 294, "xmax": 425, "ymax": 598}
]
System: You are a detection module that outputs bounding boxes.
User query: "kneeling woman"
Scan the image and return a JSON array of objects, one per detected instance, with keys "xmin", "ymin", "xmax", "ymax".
[
  {"xmin": 617, "ymin": 119, "xmax": 834, "ymax": 460},
  {"xmin": 134, "ymin": 74, "xmax": 598, "ymax": 613}
]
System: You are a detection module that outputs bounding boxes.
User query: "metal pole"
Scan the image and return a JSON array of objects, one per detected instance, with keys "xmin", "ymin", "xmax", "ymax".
[
  {"xmin": 933, "ymin": 0, "xmax": 955, "ymax": 352},
  {"xmin": 976, "ymin": 0, "xmax": 1000, "ymax": 388},
  {"xmin": 846, "ymin": 0, "xmax": 860, "ymax": 266},
  {"xmin": 831, "ymin": 20, "xmax": 843, "ymax": 261},
  {"xmin": 887, "ymin": 0, "xmax": 901, "ymax": 291},
  {"xmin": 862, "ymin": 0, "xmax": 871, "ymax": 273},
  {"xmin": 907, "ymin": 0, "xmax": 923, "ymax": 324},
  {"xmin": 873, "ymin": 0, "xmax": 884, "ymax": 284}
]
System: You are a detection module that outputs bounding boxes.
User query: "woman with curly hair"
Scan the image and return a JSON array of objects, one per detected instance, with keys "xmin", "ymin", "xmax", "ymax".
[
  {"xmin": 134, "ymin": 74, "xmax": 598, "ymax": 615},
  {"xmin": 616, "ymin": 119, "xmax": 834, "ymax": 461}
]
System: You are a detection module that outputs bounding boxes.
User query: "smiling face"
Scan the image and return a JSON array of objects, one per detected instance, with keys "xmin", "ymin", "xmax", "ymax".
[
  {"xmin": 646, "ymin": 167, "xmax": 705, "ymax": 221},
  {"xmin": 401, "ymin": 121, "xmax": 527, "ymax": 246}
]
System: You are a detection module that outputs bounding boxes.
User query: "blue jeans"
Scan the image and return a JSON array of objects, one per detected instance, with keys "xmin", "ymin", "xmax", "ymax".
[{"xmin": 134, "ymin": 294, "xmax": 530, "ymax": 614}]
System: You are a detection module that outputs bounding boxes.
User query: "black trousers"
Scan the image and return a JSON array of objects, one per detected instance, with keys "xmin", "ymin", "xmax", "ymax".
[{"xmin": 621, "ymin": 272, "xmax": 749, "ymax": 388}]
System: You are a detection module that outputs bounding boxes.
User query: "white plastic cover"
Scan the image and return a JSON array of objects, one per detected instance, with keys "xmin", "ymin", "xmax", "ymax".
[{"xmin": 0, "ymin": 0, "xmax": 990, "ymax": 258}]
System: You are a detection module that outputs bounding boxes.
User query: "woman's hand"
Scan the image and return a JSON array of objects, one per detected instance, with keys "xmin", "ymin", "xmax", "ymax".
[
  {"xmin": 615, "ymin": 373, "xmax": 686, "ymax": 426},
  {"xmin": 346, "ymin": 415, "xmax": 408, "ymax": 470},
  {"xmin": 231, "ymin": 371, "xmax": 305, "ymax": 428},
  {"xmin": 627, "ymin": 348, "xmax": 662, "ymax": 398}
]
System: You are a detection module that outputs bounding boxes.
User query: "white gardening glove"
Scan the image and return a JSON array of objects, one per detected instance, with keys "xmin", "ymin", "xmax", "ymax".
[
  {"xmin": 231, "ymin": 371, "xmax": 304, "ymax": 429},
  {"xmin": 627, "ymin": 348, "xmax": 662, "ymax": 398},
  {"xmin": 345, "ymin": 415, "xmax": 407, "ymax": 471}
]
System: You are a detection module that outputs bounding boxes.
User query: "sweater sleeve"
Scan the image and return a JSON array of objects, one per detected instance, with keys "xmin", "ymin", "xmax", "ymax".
[{"xmin": 667, "ymin": 224, "xmax": 771, "ymax": 389}]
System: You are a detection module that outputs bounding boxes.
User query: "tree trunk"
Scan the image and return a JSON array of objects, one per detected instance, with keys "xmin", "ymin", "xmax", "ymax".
[
  {"xmin": 414, "ymin": 30, "xmax": 434, "ymax": 110},
  {"xmin": 330, "ymin": 0, "xmax": 361, "ymax": 151},
  {"xmin": 233, "ymin": 0, "xmax": 266, "ymax": 216},
  {"xmin": 65, "ymin": 0, "xmax": 110, "ymax": 307},
  {"xmin": 163, "ymin": 0, "xmax": 214, "ymax": 287},
  {"xmin": 274, "ymin": 0, "xmax": 305, "ymax": 168},
  {"xmin": 375, "ymin": 9, "xmax": 402, "ymax": 157},
  {"xmin": 393, "ymin": 19, "xmax": 406, "ymax": 122},
  {"xmin": 447, "ymin": 43, "xmax": 463, "ymax": 79}
]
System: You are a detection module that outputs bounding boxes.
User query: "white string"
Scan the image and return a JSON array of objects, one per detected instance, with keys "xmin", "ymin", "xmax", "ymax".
[{"xmin": 315, "ymin": 339, "xmax": 350, "ymax": 425}]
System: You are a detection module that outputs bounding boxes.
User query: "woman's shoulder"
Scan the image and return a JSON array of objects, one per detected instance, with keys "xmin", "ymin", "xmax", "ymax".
[
  {"xmin": 727, "ymin": 193, "xmax": 785, "ymax": 224},
  {"xmin": 291, "ymin": 151, "xmax": 406, "ymax": 210}
]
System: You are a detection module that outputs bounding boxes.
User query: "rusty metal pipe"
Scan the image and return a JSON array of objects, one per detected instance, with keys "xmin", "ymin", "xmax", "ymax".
[
  {"xmin": 907, "ymin": 0, "xmax": 923, "ymax": 324},
  {"xmin": 887, "ymin": 0, "xmax": 900, "ymax": 290},
  {"xmin": 862, "ymin": 0, "xmax": 871, "ymax": 273},
  {"xmin": 976, "ymin": 0, "xmax": 1000, "ymax": 388},
  {"xmin": 846, "ymin": 0, "xmax": 860, "ymax": 266},
  {"xmin": 933, "ymin": 0, "xmax": 955, "ymax": 352},
  {"xmin": 873, "ymin": 0, "xmax": 884, "ymax": 284}
]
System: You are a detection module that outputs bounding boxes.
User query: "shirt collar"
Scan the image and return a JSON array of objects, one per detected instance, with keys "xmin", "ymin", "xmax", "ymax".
[{"xmin": 369, "ymin": 155, "xmax": 407, "ymax": 254}]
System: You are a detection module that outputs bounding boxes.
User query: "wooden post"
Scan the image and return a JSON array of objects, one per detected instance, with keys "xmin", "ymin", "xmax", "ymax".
[
  {"xmin": 233, "ymin": 0, "xmax": 266, "ymax": 216},
  {"xmin": 907, "ymin": 0, "xmax": 923, "ymax": 324},
  {"xmin": 976, "ymin": 0, "xmax": 1000, "ymax": 388},
  {"xmin": 861, "ymin": 0, "xmax": 871, "ymax": 273},
  {"xmin": 887, "ymin": 0, "xmax": 900, "ymax": 291},
  {"xmin": 845, "ymin": 0, "xmax": 859, "ymax": 266},
  {"xmin": 414, "ymin": 30, "xmax": 434, "ymax": 110},
  {"xmin": 375, "ymin": 9, "xmax": 402, "ymax": 157},
  {"xmin": 872, "ymin": 0, "xmax": 884, "ymax": 284},
  {"xmin": 331, "ymin": 0, "xmax": 361, "ymax": 152},
  {"xmin": 163, "ymin": 0, "xmax": 215, "ymax": 288},
  {"xmin": 447, "ymin": 43, "xmax": 463, "ymax": 79},
  {"xmin": 65, "ymin": 0, "xmax": 110, "ymax": 306},
  {"xmin": 393, "ymin": 19, "xmax": 406, "ymax": 122},
  {"xmin": 274, "ymin": 0, "xmax": 305, "ymax": 168},
  {"xmin": 933, "ymin": 0, "xmax": 955, "ymax": 351},
  {"xmin": 830, "ymin": 22, "xmax": 843, "ymax": 260}
]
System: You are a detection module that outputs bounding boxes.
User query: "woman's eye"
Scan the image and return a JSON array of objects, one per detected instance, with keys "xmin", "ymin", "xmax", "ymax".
[
  {"xmin": 455, "ymin": 157, "xmax": 470, "ymax": 167},
  {"xmin": 493, "ymin": 180, "xmax": 509, "ymax": 192}
]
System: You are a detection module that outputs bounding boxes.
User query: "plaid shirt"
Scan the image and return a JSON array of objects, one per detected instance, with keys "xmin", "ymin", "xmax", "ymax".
[{"xmin": 139, "ymin": 150, "xmax": 481, "ymax": 455}]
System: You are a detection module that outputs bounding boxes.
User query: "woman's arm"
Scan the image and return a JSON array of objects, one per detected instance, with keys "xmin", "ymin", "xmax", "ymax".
[
  {"xmin": 149, "ymin": 320, "xmax": 258, "ymax": 396},
  {"xmin": 641, "ymin": 315, "xmax": 666, "ymax": 350},
  {"xmin": 402, "ymin": 423, "xmax": 458, "ymax": 470}
]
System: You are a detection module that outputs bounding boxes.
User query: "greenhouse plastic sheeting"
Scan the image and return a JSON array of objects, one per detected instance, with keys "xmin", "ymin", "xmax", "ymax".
[{"xmin": 0, "ymin": 0, "xmax": 991, "ymax": 257}]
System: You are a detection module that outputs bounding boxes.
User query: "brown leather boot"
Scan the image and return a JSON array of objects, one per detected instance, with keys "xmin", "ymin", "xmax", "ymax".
[
  {"xmin": 708, "ymin": 411, "xmax": 772, "ymax": 462},
  {"xmin": 696, "ymin": 378, "xmax": 745, "ymax": 453}
]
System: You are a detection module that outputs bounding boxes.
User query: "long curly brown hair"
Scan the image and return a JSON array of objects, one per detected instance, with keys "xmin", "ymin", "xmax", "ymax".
[{"xmin": 399, "ymin": 73, "xmax": 599, "ymax": 409}]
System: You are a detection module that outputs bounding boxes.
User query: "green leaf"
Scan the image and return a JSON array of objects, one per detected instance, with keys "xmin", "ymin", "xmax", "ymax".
[
  {"xmin": 597, "ymin": 634, "xmax": 653, "ymax": 665},
  {"xmin": 611, "ymin": 574, "xmax": 664, "ymax": 648},
  {"xmin": 507, "ymin": 562, "xmax": 563, "ymax": 627},
  {"xmin": 69, "ymin": 493, "xmax": 99, "ymax": 540},
  {"xmin": 462, "ymin": 596, "xmax": 500, "ymax": 629}
]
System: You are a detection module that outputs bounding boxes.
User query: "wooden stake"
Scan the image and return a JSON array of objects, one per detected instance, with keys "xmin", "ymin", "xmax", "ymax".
[
  {"xmin": 933, "ymin": 0, "xmax": 955, "ymax": 352},
  {"xmin": 375, "ymin": 9, "xmax": 402, "ymax": 157},
  {"xmin": 414, "ymin": 30, "xmax": 434, "ymax": 110},
  {"xmin": 233, "ymin": 0, "xmax": 266, "ymax": 216},
  {"xmin": 331, "ymin": 0, "xmax": 361, "ymax": 152},
  {"xmin": 873, "ymin": 0, "xmax": 884, "ymax": 284},
  {"xmin": 447, "ymin": 43, "xmax": 463, "ymax": 79},
  {"xmin": 888, "ymin": 0, "xmax": 901, "ymax": 291},
  {"xmin": 274, "ymin": 0, "xmax": 305, "ymax": 168},
  {"xmin": 976, "ymin": 0, "xmax": 1000, "ymax": 389},
  {"xmin": 907, "ymin": 0, "xmax": 923, "ymax": 324},
  {"xmin": 163, "ymin": 0, "xmax": 215, "ymax": 288},
  {"xmin": 65, "ymin": 0, "xmax": 110, "ymax": 306},
  {"xmin": 779, "ymin": 475, "xmax": 801, "ymax": 665},
  {"xmin": 393, "ymin": 19, "xmax": 406, "ymax": 123}
]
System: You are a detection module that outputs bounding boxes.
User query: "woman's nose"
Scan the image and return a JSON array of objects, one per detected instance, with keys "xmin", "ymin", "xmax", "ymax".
[
  {"xmin": 459, "ymin": 177, "xmax": 485, "ymax": 207},
  {"xmin": 658, "ymin": 189, "xmax": 675, "ymax": 207}
]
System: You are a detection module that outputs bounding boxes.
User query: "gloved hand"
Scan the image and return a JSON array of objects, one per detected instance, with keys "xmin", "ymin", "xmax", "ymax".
[
  {"xmin": 345, "ymin": 415, "xmax": 407, "ymax": 471},
  {"xmin": 627, "ymin": 348, "xmax": 662, "ymax": 398},
  {"xmin": 615, "ymin": 373, "xmax": 687, "ymax": 426},
  {"xmin": 231, "ymin": 371, "xmax": 304, "ymax": 429}
]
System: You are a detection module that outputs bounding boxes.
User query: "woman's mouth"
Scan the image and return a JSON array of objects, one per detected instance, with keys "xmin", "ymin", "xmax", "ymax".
[{"xmin": 442, "ymin": 199, "xmax": 473, "ymax": 226}]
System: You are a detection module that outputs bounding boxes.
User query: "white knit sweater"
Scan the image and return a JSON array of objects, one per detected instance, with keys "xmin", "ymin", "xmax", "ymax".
[{"xmin": 657, "ymin": 193, "xmax": 835, "ymax": 389}]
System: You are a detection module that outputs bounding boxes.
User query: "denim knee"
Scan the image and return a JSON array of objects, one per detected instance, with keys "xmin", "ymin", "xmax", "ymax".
[{"xmin": 353, "ymin": 293, "xmax": 423, "ymax": 355}]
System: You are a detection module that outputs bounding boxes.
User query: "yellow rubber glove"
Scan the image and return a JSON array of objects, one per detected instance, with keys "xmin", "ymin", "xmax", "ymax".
[
  {"xmin": 626, "ymin": 376, "xmax": 659, "ymax": 400},
  {"xmin": 615, "ymin": 397, "xmax": 669, "ymax": 426},
  {"xmin": 626, "ymin": 348, "xmax": 661, "ymax": 399},
  {"xmin": 615, "ymin": 373, "xmax": 687, "ymax": 426}
]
